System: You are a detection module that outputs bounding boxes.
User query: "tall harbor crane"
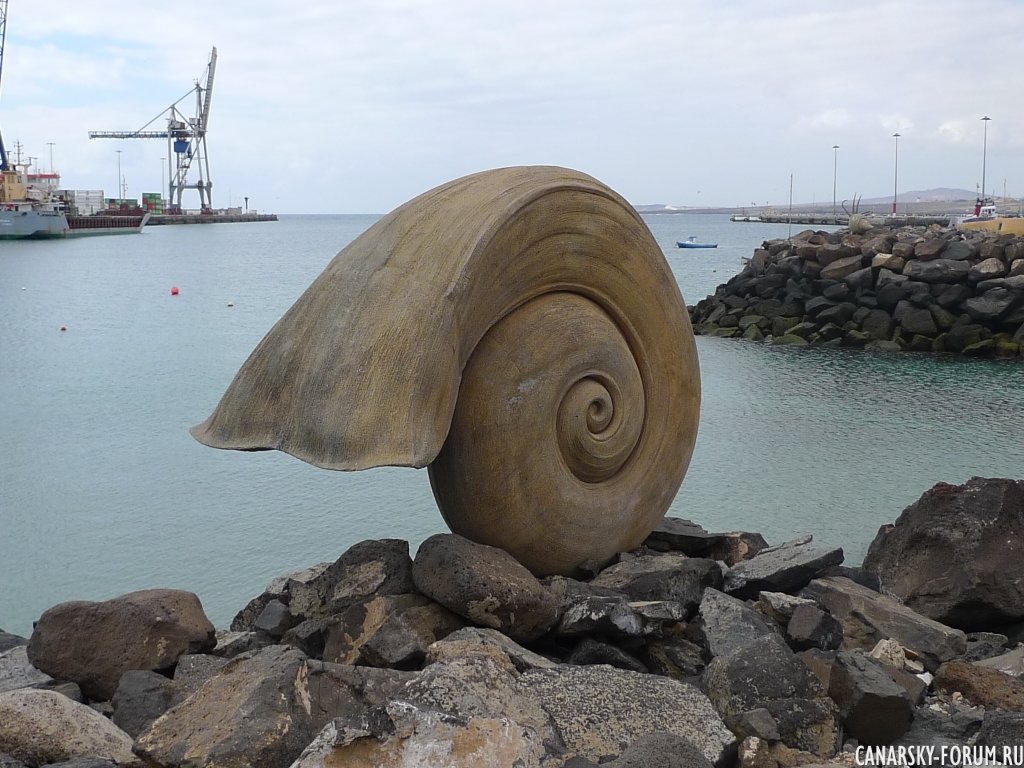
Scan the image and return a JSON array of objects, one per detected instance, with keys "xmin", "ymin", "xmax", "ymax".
[
  {"xmin": 0, "ymin": 0, "xmax": 10, "ymax": 171},
  {"xmin": 90, "ymin": 47, "xmax": 217, "ymax": 212}
]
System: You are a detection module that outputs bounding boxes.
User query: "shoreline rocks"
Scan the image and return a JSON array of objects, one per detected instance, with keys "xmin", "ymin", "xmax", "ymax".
[
  {"xmin": 2, "ymin": 477, "xmax": 1024, "ymax": 767},
  {"xmin": 689, "ymin": 224, "xmax": 1024, "ymax": 358}
]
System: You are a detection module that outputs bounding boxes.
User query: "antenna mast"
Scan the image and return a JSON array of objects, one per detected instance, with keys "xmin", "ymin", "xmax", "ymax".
[{"xmin": 0, "ymin": 0, "xmax": 10, "ymax": 171}]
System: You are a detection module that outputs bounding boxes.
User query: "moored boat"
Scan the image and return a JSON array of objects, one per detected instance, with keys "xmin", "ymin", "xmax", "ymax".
[
  {"xmin": 0, "ymin": 160, "xmax": 148, "ymax": 240},
  {"xmin": 955, "ymin": 197, "xmax": 1024, "ymax": 235},
  {"xmin": 676, "ymin": 236, "xmax": 718, "ymax": 249}
]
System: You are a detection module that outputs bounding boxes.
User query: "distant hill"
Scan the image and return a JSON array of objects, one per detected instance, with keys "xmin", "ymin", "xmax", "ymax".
[
  {"xmin": 637, "ymin": 188, "xmax": 986, "ymax": 215},
  {"xmin": 858, "ymin": 188, "xmax": 977, "ymax": 205}
]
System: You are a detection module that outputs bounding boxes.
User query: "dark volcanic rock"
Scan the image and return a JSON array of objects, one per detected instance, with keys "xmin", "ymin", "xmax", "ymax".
[
  {"xmin": 252, "ymin": 599, "xmax": 293, "ymax": 638},
  {"xmin": 412, "ymin": 534, "xmax": 559, "ymax": 643},
  {"xmin": 894, "ymin": 300, "xmax": 938, "ymax": 336},
  {"xmin": 862, "ymin": 477, "xmax": 1024, "ymax": 629},
  {"xmin": 590, "ymin": 552, "xmax": 723, "ymax": 614},
  {"xmin": 280, "ymin": 617, "xmax": 331, "ymax": 658},
  {"xmin": 27, "ymin": 589, "xmax": 215, "ymax": 701},
  {"xmin": 724, "ymin": 536, "xmax": 843, "ymax": 599},
  {"xmin": 828, "ymin": 650, "xmax": 914, "ymax": 745},
  {"xmin": 642, "ymin": 519, "xmax": 768, "ymax": 565},
  {"xmin": 801, "ymin": 577, "xmax": 965, "ymax": 672},
  {"xmin": 903, "ymin": 258, "xmax": 970, "ymax": 283},
  {"xmin": 701, "ymin": 633, "xmax": 838, "ymax": 757},
  {"xmin": 601, "ymin": 732, "xmax": 716, "ymax": 768},
  {"xmin": 644, "ymin": 636, "xmax": 708, "ymax": 680},
  {"xmin": 964, "ymin": 287, "xmax": 1020, "ymax": 322},
  {"xmin": 322, "ymin": 593, "xmax": 465, "ymax": 669},
  {"xmin": 0, "ymin": 631, "xmax": 27, "ymax": 655},
  {"xmin": 567, "ymin": 637, "xmax": 648, "ymax": 673},
  {"xmin": 172, "ymin": 653, "xmax": 229, "ymax": 692},
  {"xmin": 232, "ymin": 538, "xmax": 414, "ymax": 630},
  {"xmin": 691, "ymin": 225, "xmax": 1024, "ymax": 359},
  {"xmin": 976, "ymin": 711, "xmax": 1024, "ymax": 750},
  {"xmin": 785, "ymin": 604, "xmax": 843, "ymax": 652},
  {"xmin": 110, "ymin": 669, "xmax": 186, "ymax": 738},
  {"xmin": 556, "ymin": 595, "xmax": 653, "ymax": 639},
  {"xmin": 687, "ymin": 588, "xmax": 777, "ymax": 659}
]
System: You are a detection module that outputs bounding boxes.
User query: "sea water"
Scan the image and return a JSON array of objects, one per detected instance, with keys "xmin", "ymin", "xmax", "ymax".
[{"xmin": 1, "ymin": 213, "xmax": 1022, "ymax": 636}]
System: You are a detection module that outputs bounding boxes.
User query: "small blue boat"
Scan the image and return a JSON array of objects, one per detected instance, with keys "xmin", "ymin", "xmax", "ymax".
[{"xmin": 676, "ymin": 236, "xmax": 718, "ymax": 249}]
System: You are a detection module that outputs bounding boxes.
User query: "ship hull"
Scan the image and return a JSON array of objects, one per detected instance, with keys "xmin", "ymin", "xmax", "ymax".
[
  {"xmin": 959, "ymin": 216, "xmax": 1024, "ymax": 236},
  {"xmin": 0, "ymin": 210, "xmax": 149, "ymax": 239}
]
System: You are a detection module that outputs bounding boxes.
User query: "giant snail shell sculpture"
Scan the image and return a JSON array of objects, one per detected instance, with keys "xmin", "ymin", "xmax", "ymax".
[{"xmin": 192, "ymin": 166, "xmax": 701, "ymax": 576}]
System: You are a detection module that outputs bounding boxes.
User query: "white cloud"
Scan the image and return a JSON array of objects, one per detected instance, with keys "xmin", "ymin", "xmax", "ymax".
[{"xmin": 3, "ymin": 0, "xmax": 1023, "ymax": 211}]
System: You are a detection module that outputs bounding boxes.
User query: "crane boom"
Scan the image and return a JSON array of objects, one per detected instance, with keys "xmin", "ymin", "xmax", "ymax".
[
  {"xmin": 0, "ymin": 0, "xmax": 10, "ymax": 171},
  {"xmin": 199, "ymin": 47, "xmax": 216, "ymax": 133}
]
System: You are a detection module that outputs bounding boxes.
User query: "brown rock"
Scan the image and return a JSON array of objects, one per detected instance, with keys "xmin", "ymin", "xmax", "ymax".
[
  {"xmin": 871, "ymin": 253, "xmax": 905, "ymax": 271},
  {"xmin": 738, "ymin": 736, "xmax": 825, "ymax": 768},
  {"xmin": 27, "ymin": 589, "xmax": 215, "ymax": 701},
  {"xmin": 425, "ymin": 626, "xmax": 559, "ymax": 672},
  {"xmin": 412, "ymin": 534, "xmax": 560, "ymax": 643},
  {"xmin": 913, "ymin": 237, "xmax": 947, "ymax": 260},
  {"xmin": 0, "ymin": 689, "xmax": 137, "ymax": 766},
  {"xmin": 134, "ymin": 645, "xmax": 414, "ymax": 768},
  {"xmin": 820, "ymin": 254, "xmax": 864, "ymax": 281},
  {"xmin": 934, "ymin": 660, "xmax": 1024, "ymax": 711}
]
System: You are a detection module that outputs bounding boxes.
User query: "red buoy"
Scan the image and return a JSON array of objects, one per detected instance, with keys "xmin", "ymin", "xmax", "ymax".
[
  {"xmin": 60, "ymin": 325, "xmax": 67, "ymax": 332},
  {"xmin": 170, "ymin": 286, "xmax": 180, "ymax": 296}
]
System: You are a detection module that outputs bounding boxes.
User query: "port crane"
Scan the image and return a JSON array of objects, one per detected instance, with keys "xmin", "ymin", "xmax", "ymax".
[
  {"xmin": 90, "ymin": 47, "xmax": 217, "ymax": 212},
  {"xmin": 0, "ymin": 0, "xmax": 10, "ymax": 171}
]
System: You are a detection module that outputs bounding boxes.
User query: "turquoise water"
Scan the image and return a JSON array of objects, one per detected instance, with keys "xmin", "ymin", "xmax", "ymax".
[{"xmin": 2, "ymin": 213, "xmax": 1022, "ymax": 636}]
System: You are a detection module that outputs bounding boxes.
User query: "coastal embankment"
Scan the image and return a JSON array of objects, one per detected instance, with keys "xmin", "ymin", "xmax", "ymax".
[
  {"xmin": 3, "ymin": 477, "xmax": 1024, "ymax": 767},
  {"xmin": 689, "ymin": 224, "xmax": 1024, "ymax": 358}
]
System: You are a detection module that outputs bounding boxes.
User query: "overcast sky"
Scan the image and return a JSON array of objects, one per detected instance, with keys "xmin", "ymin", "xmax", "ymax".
[{"xmin": 3, "ymin": 0, "xmax": 1021, "ymax": 214}]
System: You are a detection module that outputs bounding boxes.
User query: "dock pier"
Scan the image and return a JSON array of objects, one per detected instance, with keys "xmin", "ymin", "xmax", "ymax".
[
  {"xmin": 148, "ymin": 212, "xmax": 278, "ymax": 226},
  {"xmin": 732, "ymin": 214, "xmax": 950, "ymax": 228}
]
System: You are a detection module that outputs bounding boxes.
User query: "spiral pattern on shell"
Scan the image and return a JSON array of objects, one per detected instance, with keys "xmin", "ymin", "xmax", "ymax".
[{"xmin": 192, "ymin": 166, "xmax": 700, "ymax": 576}]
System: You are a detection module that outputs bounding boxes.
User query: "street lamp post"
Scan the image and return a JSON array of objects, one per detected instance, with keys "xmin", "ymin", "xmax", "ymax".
[
  {"xmin": 981, "ymin": 115, "xmax": 991, "ymax": 203},
  {"xmin": 891, "ymin": 133, "xmax": 901, "ymax": 216},
  {"xmin": 832, "ymin": 144, "xmax": 839, "ymax": 219}
]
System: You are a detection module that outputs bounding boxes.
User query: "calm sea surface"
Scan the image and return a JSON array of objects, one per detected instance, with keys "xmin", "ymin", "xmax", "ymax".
[{"xmin": 2, "ymin": 212, "xmax": 1022, "ymax": 636}]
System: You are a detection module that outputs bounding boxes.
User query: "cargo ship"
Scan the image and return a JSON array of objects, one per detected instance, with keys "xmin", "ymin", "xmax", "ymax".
[{"xmin": 0, "ymin": 160, "xmax": 149, "ymax": 240}]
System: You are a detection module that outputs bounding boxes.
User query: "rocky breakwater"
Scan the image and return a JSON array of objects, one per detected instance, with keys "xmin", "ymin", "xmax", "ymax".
[
  {"xmin": 689, "ymin": 224, "xmax": 1024, "ymax": 358},
  {"xmin": 3, "ymin": 477, "xmax": 1024, "ymax": 767}
]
